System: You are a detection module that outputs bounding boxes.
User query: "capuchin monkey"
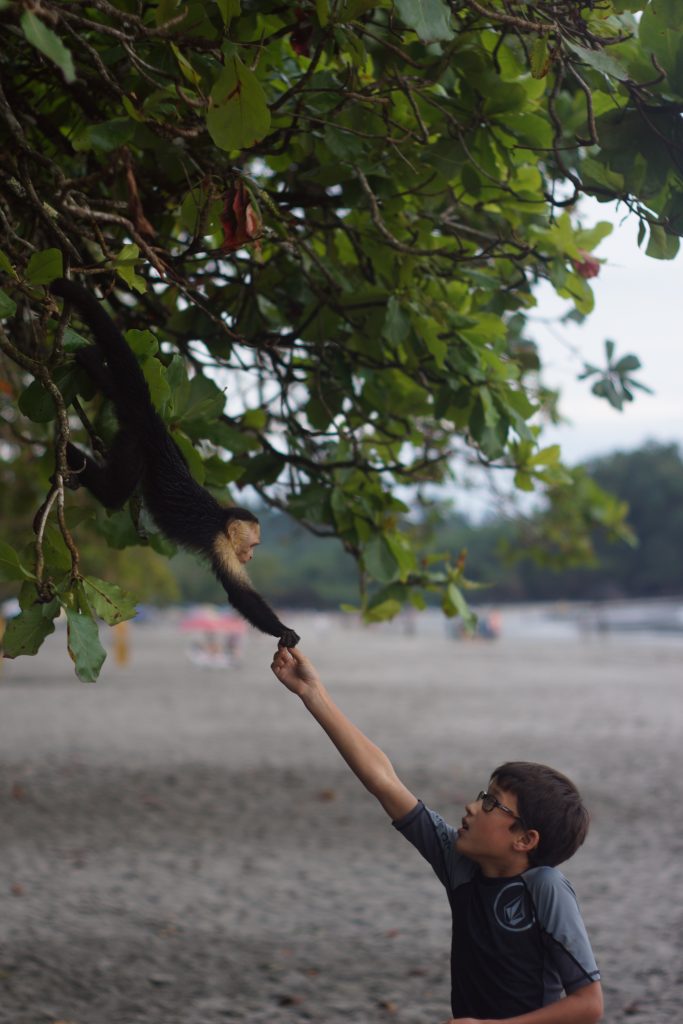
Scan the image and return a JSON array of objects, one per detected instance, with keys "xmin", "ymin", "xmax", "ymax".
[{"xmin": 50, "ymin": 278, "xmax": 300, "ymax": 649}]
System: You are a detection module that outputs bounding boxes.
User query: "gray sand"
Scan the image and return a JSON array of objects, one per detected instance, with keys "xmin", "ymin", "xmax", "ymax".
[{"xmin": 1, "ymin": 614, "xmax": 682, "ymax": 1024}]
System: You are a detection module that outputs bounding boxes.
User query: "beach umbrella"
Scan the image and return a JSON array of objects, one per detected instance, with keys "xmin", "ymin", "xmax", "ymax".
[{"xmin": 180, "ymin": 612, "xmax": 247, "ymax": 634}]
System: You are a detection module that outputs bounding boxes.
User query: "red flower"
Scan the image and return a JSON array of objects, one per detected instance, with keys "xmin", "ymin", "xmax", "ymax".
[
  {"xmin": 572, "ymin": 250, "xmax": 601, "ymax": 279},
  {"xmin": 291, "ymin": 6, "xmax": 313, "ymax": 56}
]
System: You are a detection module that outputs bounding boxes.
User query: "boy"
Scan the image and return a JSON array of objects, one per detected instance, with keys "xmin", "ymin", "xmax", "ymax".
[{"xmin": 270, "ymin": 646, "xmax": 603, "ymax": 1024}]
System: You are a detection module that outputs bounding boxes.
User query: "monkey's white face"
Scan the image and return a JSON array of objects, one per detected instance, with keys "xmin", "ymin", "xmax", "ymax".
[
  {"xmin": 240, "ymin": 522, "xmax": 260, "ymax": 564},
  {"xmin": 228, "ymin": 520, "xmax": 261, "ymax": 565}
]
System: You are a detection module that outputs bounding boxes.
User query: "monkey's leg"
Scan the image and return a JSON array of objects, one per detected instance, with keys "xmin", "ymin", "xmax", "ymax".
[{"xmin": 66, "ymin": 430, "xmax": 143, "ymax": 509}]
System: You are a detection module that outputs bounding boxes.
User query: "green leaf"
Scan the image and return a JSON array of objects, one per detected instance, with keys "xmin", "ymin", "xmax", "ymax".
[
  {"xmin": 215, "ymin": 0, "xmax": 240, "ymax": 24},
  {"xmin": 66, "ymin": 606, "xmax": 107, "ymax": 682},
  {"xmin": 174, "ymin": 373, "xmax": 226, "ymax": 423},
  {"xmin": 444, "ymin": 582, "xmax": 476, "ymax": 626},
  {"xmin": 72, "ymin": 118, "xmax": 135, "ymax": 153},
  {"xmin": 363, "ymin": 534, "xmax": 399, "ymax": 583},
  {"xmin": 385, "ymin": 533, "xmax": 417, "ymax": 580},
  {"xmin": 20, "ymin": 11, "xmax": 76, "ymax": 83},
  {"xmin": 142, "ymin": 357, "xmax": 172, "ymax": 410},
  {"xmin": 0, "ymin": 250, "xmax": 14, "ymax": 275},
  {"xmin": 645, "ymin": 223, "xmax": 680, "ymax": 260},
  {"xmin": 62, "ymin": 327, "xmax": 90, "ymax": 352},
  {"xmin": 82, "ymin": 576, "xmax": 137, "ymax": 626},
  {"xmin": 639, "ymin": 1, "xmax": 683, "ymax": 91},
  {"xmin": 364, "ymin": 597, "xmax": 402, "ymax": 622},
  {"xmin": 614, "ymin": 354, "xmax": 642, "ymax": 373},
  {"xmin": 154, "ymin": 0, "xmax": 181, "ymax": 24},
  {"xmin": 170, "ymin": 429, "xmax": 205, "ymax": 483},
  {"xmin": 17, "ymin": 364, "xmax": 84, "ymax": 423},
  {"xmin": 98, "ymin": 509, "xmax": 143, "ymax": 550},
  {"xmin": 0, "ymin": 288, "xmax": 17, "ymax": 319},
  {"xmin": 395, "ymin": 0, "xmax": 455, "ymax": 41},
  {"xmin": 206, "ymin": 57, "xmax": 271, "ymax": 152},
  {"xmin": 125, "ymin": 329, "xmax": 159, "ymax": 358},
  {"xmin": 530, "ymin": 36, "xmax": 551, "ymax": 79},
  {"xmin": 122, "ymin": 95, "xmax": 145, "ymax": 123},
  {"xmin": 26, "ymin": 248, "xmax": 63, "ymax": 285},
  {"xmin": 39, "ymin": 527, "xmax": 72, "ymax": 574},
  {"xmin": 241, "ymin": 408, "xmax": 268, "ymax": 429},
  {"xmin": 3, "ymin": 604, "xmax": 57, "ymax": 658},
  {"xmin": 382, "ymin": 295, "xmax": 410, "ymax": 344},
  {"xmin": 112, "ymin": 243, "xmax": 147, "ymax": 292},
  {"xmin": 564, "ymin": 39, "xmax": 628, "ymax": 81},
  {"xmin": 236, "ymin": 451, "xmax": 282, "ymax": 486},
  {"xmin": 171, "ymin": 42, "xmax": 203, "ymax": 87},
  {"xmin": 514, "ymin": 470, "xmax": 535, "ymax": 492},
  {"xmin": 0, "ymin": 541, "xmax": 36, "ymax": 582}
]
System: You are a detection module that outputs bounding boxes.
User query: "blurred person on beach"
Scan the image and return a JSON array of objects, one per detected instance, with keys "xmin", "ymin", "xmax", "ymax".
[{"xmin": 271, "ymin": 646, "xmax": 603, "ymax": 1024}]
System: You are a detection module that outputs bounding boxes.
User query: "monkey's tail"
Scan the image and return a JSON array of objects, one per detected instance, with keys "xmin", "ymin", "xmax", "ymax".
[{"xmin": 50, "ymin": 278, "xmax": 153, "ymax": 425}]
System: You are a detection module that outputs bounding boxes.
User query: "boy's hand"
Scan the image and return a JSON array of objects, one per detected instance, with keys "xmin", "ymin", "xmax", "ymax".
[{"xmin": 271, "ymin": 646, "xmax": 321, "ymax": 698}]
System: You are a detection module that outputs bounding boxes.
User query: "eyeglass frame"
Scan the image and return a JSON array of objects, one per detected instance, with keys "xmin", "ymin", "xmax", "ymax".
[{"xmin": 476, "ymin": 790, "xmax": 529, "ymax": 832}]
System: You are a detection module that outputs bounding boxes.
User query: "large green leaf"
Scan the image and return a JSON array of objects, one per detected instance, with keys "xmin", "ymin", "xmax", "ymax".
[
  {"xmin": 3, "ymin": 604, "xmax": 57, "ymax": 658},
  {"xmin": 26, "ymin": 248, "xmax": 63, "ymax": 285},
  {"xmin": 646, "ymin": 223, "xmax": 681, "ymax": 259},
  {"xmin": 20, "ymin": 11, "xmax": 75, "ymax": 83},
  {"xmin": 0, "ymin": 541, "xmax": 35, "ymax": 582},
  {"xmin": 82, "ymin": 576, "xmax": 138, "ymax": 626},
  {"xmin": 18, "ymin": 364, "xmax": 84, "ymax": 423},
  {"xmin": 363, "ymin": 534, "xmax": 399, "ymax": 583},
  {"xmin": 565, "ymin": 39, "xmax": 629, "ymax": 81},
  {"xmin": 639, "ymin": 1, "xmax": 683, "ymax": 95},
  {"xmin": 395, "ymin": 0, "xmax": 454, "ymax": 41},
  {"xmin": 66, "ymin": 607, "xmax": 107, "ymax": 682},
  {"xmin": 206, "ymin": 57, "xmax": 271, "ymax": 151}
]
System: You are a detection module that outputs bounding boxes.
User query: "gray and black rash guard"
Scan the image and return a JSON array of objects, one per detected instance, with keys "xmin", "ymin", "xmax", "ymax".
[{"xmin": 394, "ymin": 801, "xmax": 600, "ymax": 1020}]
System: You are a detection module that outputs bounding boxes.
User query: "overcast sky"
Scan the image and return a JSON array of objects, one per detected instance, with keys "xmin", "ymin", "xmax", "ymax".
[{"xmin": 529, "ymin": 198, "xmax": 682, "ymax": 465}]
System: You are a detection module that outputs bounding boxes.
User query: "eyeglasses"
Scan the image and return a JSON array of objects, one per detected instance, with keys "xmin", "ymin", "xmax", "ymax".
[{"xmin": 476, "ymin": 790, "xmax": 527, "ymax": 831}]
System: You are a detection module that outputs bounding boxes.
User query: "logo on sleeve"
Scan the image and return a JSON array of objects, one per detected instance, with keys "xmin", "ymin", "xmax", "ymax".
[{"xmin": 493, "ymin": 882, "xmax": 535, "ymax": 932}]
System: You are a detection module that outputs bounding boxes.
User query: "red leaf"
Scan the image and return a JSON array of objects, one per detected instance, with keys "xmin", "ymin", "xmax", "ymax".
[{"xmin": 220, "ymin": 181, "xmax": 263, "ymax": 253}]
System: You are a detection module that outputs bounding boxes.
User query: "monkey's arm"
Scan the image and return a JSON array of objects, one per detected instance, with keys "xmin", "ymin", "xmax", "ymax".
[
  {"xmin": 64, "ymin": 433, "xmax": 144, "ymax": 509},
  {"xmin": 211, "ymin": 557, "xmax": 300, "ymax": 648}
]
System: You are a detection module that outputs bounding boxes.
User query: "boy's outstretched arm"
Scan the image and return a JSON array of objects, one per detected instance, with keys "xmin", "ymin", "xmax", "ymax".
[{"xmin": 271, "ymin": 647, "xmax": 418, "ymax": 821}]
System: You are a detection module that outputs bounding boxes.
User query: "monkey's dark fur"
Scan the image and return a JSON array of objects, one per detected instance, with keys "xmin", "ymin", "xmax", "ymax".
[{"xmin": 51, "ymin": 278, "xmax": 300, "ymax": 648}]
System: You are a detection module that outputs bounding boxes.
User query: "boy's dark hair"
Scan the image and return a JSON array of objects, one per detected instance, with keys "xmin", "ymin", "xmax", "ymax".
[{"xmin": 491, "ymin": 762, "xmax": 590, "ymax": 868}]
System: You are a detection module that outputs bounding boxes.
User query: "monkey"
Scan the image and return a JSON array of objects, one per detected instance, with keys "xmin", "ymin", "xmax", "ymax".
[{"xmin": 49, "ymin": 278, "xmax": 300, "ymax": 649}]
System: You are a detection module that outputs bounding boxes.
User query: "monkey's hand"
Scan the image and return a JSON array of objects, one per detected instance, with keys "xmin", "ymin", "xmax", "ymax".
[{"xmin": 278, "ymin": 628, "xmax": 300, "ymax": 649}]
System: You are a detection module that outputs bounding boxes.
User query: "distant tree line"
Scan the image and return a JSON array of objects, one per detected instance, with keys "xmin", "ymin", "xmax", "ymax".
[{"xmin": 171, "ymin": 442, "xmax": 683, "ymax": 608}]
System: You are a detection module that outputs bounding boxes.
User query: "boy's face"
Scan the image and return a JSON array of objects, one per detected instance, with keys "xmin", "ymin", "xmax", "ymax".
[{"xmin": 454, "ymin": 780, "xmax": 531, "ymax": 876}]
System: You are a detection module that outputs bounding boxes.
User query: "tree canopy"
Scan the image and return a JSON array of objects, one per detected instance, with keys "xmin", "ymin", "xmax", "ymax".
[{"xmin": 1, "ymin": 0, "xmax": 682, "ymax": 678}]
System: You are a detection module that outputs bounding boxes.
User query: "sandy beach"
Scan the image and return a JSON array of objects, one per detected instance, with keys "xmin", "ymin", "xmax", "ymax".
[{"xmin": 1, "ymin": 612, "xmax": 682, "ymax": 1024}]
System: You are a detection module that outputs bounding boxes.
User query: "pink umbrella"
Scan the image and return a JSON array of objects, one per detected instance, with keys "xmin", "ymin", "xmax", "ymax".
[{"xmin": 180, "ymin": 612, "xmax": 247, "ymax": 634}]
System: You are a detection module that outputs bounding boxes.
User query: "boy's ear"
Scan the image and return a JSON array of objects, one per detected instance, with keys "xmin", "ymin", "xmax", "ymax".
[{"xmin": 513, "ymin": 829, "xmax": 540, "ymax": 854}]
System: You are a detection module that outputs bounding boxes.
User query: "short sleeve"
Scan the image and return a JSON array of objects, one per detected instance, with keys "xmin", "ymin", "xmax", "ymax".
[
  {"xmin": 525, "ymin": 867, "xmax": 601, "ymax": 993},
  {"xmin": 393, "ymin": 801, "xmax": 474, "ymax": 890}
]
